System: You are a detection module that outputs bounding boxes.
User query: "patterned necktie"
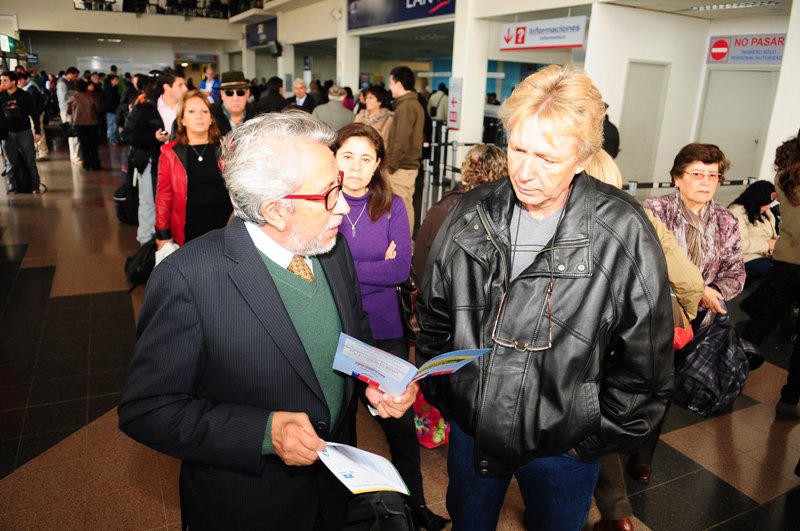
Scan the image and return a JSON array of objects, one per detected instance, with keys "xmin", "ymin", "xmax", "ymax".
[{"xmin": 287, "ymin": 255, "xmax": 314, "ymax": 281}]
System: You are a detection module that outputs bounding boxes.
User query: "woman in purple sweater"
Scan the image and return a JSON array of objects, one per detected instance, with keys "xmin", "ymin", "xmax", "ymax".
[{"xmin": 333, "ymin": 123, "xmax": 448, "ymax": 530}]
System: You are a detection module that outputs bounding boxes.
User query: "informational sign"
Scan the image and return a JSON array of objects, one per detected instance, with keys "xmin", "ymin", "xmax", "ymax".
[
  {"xmin": 348, "ymin": 0, "xmax": 456, "ymax": 30},
  {"xmin": 447, "ymin": 77, "xmax": 462, "ymax": 131},
  {"xmin": 0, "ymin": 34, "xmax": 18, "ymax": 53},
  {"xmin": 707, "ymin": 34, "xmax": 785, "ymax": 65},
  {"xmin": 500, "ymin": 16, "xmax": 586, "ymax": 51},
  {"xmin": 26, "ymin": 53, "xmax": 39, "ymax": 65},
  {"xmin": 246, "ymin": 19, "xmax": 277, "ymax": 49}
]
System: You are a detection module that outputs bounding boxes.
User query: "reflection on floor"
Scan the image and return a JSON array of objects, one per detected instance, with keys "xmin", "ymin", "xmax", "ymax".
[{"xmin": 1, "ymin": 145, "xmax": 799, "ymax": 529}]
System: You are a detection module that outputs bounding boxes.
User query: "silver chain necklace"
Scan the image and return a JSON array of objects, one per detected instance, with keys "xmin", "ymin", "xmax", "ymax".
[
  {"xmin": 189, "ymin": 143, "xmax": 209, "ymax": 162},
  {"xmin": 344, "ymin": 203, "xmax": 368, "ymax": 237}
]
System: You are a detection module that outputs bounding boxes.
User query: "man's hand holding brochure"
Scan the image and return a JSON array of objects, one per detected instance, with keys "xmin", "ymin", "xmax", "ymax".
[
  {"xmin": 317, "ymin": 333, "xmax": 490, "ymax": 494},
  {"xmin": 332, "ymin": 333, "xmax": 490, "ymax": 396}
]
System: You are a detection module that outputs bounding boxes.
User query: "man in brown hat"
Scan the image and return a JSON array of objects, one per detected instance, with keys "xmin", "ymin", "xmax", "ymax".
[{"xmin": 213, "ymin": 70, "xmax": 256, "ymax": 136}]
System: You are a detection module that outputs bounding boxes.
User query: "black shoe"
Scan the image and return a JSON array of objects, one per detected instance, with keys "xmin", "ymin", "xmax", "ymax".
[
  {"xmin": 747, "ymin": 353, "xmax": 765, "ymax": 371},
  {"xmin": 411, "ymin": 505, "xmax": 450, "ymax": 530}
]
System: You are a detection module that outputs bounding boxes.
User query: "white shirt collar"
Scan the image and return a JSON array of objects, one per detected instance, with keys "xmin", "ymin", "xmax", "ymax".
[
  {"xmin": 157, "ymin": 96, "xmax": 177, "ymax": 135},
  {"xmin": 244, "ymin": 221, "xmax": 312, "ymax": 271}
]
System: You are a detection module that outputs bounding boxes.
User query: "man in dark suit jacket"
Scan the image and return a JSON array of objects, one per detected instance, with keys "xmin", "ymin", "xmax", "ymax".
[
  {"xmin": 118, "ymin": 111, "xmax": 417, "ymax": 530},
  {"xmin": 286, "ymin": 78, "xmax": 316, "ymax": 113}
]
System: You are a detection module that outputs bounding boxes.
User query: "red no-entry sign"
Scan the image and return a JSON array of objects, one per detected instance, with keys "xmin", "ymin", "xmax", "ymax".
[{"xmin": 710, "ymin": 39, "xmax": 729, "ymax": 61}]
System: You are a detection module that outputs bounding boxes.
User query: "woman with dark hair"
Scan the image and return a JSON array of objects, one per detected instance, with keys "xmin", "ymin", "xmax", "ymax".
[
  {"xmin": 645, "ymin": 143, "xmax": 745, "ymax": 328},
  {"xmin": 353, "ymin": 86, "xmax": 393, "ymax": 146},
  {"xmin": 68, "ymin": 78, "xmax": 102, "ymax": 170},
  {"xmin": 342, "ymin": 86, "xmax": 355, "ymax": 111},
  {"xmin": 741, "ymin": 129, "xmax": 800, "ymax": 418},
  {"xmin": 728, "ymin": 180, "xmax": 778, "ymax": 279},
  {"xmin": 636, "ymin": 143, "xmax": 746, "ymax": 482},
  {"xmin": 154, "ymin": 90, "xmax": 230, "ymax": 250},
  {"xmin": 254, "ymin": 76, "xmax": 288, "ymax": 115},
  {"xmin": 332, "ymin": 122, "xmax": 448, "ymax": 530}
]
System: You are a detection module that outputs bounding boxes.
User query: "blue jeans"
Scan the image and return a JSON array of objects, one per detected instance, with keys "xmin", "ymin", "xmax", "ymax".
[
  {"xmin": 446, "ymin": 421, "xmax": 600, "ymax": 531},
  {"xmin": 106, "ymin": 112, "xmax": 120, "ymax": 143}
]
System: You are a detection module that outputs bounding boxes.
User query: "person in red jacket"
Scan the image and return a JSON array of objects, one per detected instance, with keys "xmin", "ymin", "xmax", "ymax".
[{"xmin": 155, "ymin": 90, "xmax": 231, "ymax": 249}]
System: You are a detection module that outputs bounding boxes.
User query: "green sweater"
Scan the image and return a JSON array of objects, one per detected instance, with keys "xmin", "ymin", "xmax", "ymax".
[{"xmin": 259, "ymin": 252, "xmax": 345, "ymax": 454}]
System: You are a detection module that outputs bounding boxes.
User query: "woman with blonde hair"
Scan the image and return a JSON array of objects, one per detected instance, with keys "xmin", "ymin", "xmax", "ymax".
[
  {"xmin": 155, "ymin": 90, "xmax": 231, "ymax": 250},
  {"xmin": 412, "ymin": 143, "xmax": 507, "ymax": 281}
]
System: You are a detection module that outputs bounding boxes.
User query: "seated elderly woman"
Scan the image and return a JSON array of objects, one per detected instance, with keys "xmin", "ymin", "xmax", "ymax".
[
  {"xmin": 728, "ymin": 180, "xmax": 778, "ymax": 280},
  {"xmin": 643, "ymin": 143, "xmax": 746, "ymax": 329}
]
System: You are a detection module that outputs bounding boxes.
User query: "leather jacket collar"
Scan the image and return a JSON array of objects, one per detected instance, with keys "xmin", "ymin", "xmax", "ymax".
[{"xmin": 453, "ymin": 173, "xmax": 594, "ymax": 280}]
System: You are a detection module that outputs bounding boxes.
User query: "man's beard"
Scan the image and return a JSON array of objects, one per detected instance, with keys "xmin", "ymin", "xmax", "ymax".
[{"xmin": 287, "ymin": 222, "xmax": 339, "ymax": 256}]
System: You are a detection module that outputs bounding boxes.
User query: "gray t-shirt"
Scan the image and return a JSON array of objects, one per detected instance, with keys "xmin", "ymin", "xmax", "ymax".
[{"xmin": 509, "ymin": 203, "xmax": 563, "ymax": 280}]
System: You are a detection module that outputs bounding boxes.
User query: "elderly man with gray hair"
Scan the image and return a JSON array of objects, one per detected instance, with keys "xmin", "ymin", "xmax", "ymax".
[
  {"xmin": 118, "ymin": 111, "xmax": 418, "ymax": 530},
  {"xmin": 312, "ymin": 84, "xmax": 354, "ymax": 131}
]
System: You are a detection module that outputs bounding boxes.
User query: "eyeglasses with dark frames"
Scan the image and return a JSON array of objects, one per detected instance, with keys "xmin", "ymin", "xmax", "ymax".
[
  {"xmin": 283, "ymin": 171, "xmax": 344, "ymax": 211},
  {"xmin": 224, "ymin": 89, "xmax": 247, "ymax": 97},
  {"xmin": 491, "ymin": 279, "xmax": 554, "ymax": 352}
]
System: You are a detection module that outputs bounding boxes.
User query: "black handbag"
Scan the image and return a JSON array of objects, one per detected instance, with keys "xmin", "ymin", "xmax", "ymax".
[
  {"xmin": 672, "ymin": 310, "xmax": 753, "ymax": 417},
  {"xmin": 397, "ymin": 277, "xmax": 419, "ymax": 342},
  {"xmin": 59, "ymin": 121, "xmax": 77, "ymax": 137},
  {"xmin": 124, "ymin": 239, "xmax": 156, "ymax": 288},
  {"xmin": 344, "ymin": 492, "xmax": 414, "ymax": 531},
  {"xmin": 114, "ymin": 180, "xmax": 139, "ymax": 226}
]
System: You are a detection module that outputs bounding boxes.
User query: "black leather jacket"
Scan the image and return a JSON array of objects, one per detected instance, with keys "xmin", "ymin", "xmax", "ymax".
[{"xmin": 416, "ymin": 174, "xmax": 674, "ymax": 474}]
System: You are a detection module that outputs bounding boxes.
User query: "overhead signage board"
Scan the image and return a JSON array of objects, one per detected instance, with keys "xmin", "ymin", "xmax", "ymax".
[
  {"xmin": 26, "ymin": 53, "xmax": 39, "ymax": 64},
  {"xmin": 447, "ymin": 77, "xmax": 462, "ymax": 131},
  {"xmin": 246, "ymin": 19, "xmax": 278, "ymax": 49},
  {"xmin": 174, "ymin": 53, "xmax": 220, "ymax": 63},
  {"xmin": 706, "ymin": 33, "xmax": 785, "ymax": 65},
  {"xmin": 348, "ymin": 0, "xmax": 456, "ymax": 30},
  {"xmin": 500, "ymin": 16, "xmax": 586, "ymax": 51},
  {"xmin": 0, "ymin": 34, "xmax": 18, "ymax": 53}
]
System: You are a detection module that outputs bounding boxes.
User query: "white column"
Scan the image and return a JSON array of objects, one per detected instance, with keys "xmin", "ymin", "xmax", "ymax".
[
  {"xmin": 756, "ymin": 0, "xmax": 800, "ymax": 181},
  {"xmin": 241, "ymin": 40, "xmax": 257, "ymax": 79},
  {"xmin": 277, "ymin": 11, "xmax": 295, "ymax": 84},
  {"xmin": 450, "ymin": 0, "xmax": 490, "ymax": 151},
  {"xmin": 335, "ymin": 0, "xmax": 359, "ymax": 89}
]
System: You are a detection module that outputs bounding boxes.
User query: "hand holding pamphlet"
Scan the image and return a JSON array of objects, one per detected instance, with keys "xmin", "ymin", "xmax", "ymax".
[
  {"xmin": 332, "ymin": 333, "xmax": 490, "ymax": 396},
  {"xmin": 317, "ymin": 442, "xmax": 409, "ymax": 495}
]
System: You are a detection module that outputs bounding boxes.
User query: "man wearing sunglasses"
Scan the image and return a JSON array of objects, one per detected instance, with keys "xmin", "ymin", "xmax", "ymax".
[
  {"xmin": 212, "ymin": 70, "xmax": 255, "ymax": 136},
  {"xmin": 119, "ymin": 111, "xmax": 418, "ymax": 530}
]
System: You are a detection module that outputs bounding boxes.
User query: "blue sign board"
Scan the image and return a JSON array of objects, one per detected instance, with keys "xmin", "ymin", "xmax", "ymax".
[
  {"xmin": 348, "ymin": 0, "xmax": 456, "ymax": 30},
  {"xmin": 246, "ymin": 19, "xmax": 278, "ymax": 49}
]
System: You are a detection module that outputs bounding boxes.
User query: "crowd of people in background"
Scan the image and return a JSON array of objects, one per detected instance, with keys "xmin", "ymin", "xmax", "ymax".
[{"xmin": 3, "ymin": 57, "xmax": 799, "ymax": 531}]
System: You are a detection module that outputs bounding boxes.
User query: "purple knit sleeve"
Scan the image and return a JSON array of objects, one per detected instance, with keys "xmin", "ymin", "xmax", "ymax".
[
  {"xmin": 352, "ymin": 196, "xmax": 412, "ymax": 286},
  {"xmin": 712, "ymin": 209, "xmax": 746, "ymax": 300}
]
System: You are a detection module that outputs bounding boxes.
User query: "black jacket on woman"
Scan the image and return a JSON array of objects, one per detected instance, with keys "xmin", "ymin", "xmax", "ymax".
[
  {"xmin": 121, "ymin": 99, "xmax": 164, "ymax": 189},
  {"xmin": 416, "ymin": 174, "xmax": 674, "ymax": 473}
]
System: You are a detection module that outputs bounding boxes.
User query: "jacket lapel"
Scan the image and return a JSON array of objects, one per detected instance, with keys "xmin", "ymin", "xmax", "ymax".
[
  {"xmin": 317, "ymin": 240, "xmax": 356, "ymax": 422},
  {"xmin": 173, "ymin": 143, "xmax": 189, "ymax": 172},
  {"xmin": 224, "ymin": 218, "xmax": 328, "ymax": 406}
]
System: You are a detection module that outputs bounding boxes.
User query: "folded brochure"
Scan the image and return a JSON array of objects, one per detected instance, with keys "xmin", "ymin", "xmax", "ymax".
[
  {"xmin": 333, "ymin": 333, "xmax": 489, "ymax": 396},
  {"xmin": 318, "ymin": 442, "xmax": 409, "ymax": 495}
]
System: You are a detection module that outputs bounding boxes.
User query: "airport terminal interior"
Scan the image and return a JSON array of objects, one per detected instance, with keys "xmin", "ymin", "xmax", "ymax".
[{"xmin": 1, "ymin": 0, "xmax": 800, "ymax": 529}]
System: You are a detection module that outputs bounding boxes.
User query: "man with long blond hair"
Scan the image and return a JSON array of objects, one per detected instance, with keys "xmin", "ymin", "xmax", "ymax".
[{"xmin": 415, "ymin": 65, "xmax": 673, "ymax": 530}]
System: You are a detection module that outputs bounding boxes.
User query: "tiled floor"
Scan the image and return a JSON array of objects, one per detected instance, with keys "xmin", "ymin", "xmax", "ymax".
[{"xmin": 0, "ymin": 143, "xmax": 799, "ymax": 529}]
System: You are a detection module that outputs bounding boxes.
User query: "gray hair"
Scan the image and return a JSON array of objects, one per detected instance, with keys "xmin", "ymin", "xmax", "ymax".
[
  {"xmin": 220, "ymin": 111, "xmax": 336, "ymax": 225},
  {"xmin": 328, "ymin": 84, "xmax": 346, "ymax": 99},
  {"xmin": 293, "ymin": 78, "xmax": 306, "ymax": 87}
]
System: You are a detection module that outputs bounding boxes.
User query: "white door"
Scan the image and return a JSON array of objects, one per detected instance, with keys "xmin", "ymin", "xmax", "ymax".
[
  {"xmin": 616, "ymin": 61, "xmax": 670, "ymax": 183},
  {"xmin": 697, "ymin": 69, "xmax": 777, "ymax": 181}
]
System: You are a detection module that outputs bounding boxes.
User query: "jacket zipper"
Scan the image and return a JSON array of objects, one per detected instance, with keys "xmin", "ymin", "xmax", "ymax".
[{"xmin": 474, "ymin": 205, "xmax": 509, "ymax": 469}]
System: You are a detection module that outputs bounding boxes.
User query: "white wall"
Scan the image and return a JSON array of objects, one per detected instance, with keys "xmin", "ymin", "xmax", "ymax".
[
  {"xmin": 1, "ymin": 0, "xmax": 241, "ymax": 40},
  {"xmin": 294, "ymin": 56, "xmax": 337, "ymax": 83},
  {"xmin": 474, "ymin": 0, "xmax": 587, "ymax": 19},
  {"xmin": 279, "ymin": 0, "xmax": 338, "ymax": 44},
  {"xmin": 756, "ymin": 0, "xmax": 800, "ymax": 181},
  {"xmin": 255, "ymin": 51, "xmax": 279, "ymax": 79},
  {"xmin": 26, "ymin": 33, "xmax": 227, "ymax": 76},
  {"xmin": 585, "ymin": 3, "xmax": 709, "ymax": 183}
]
